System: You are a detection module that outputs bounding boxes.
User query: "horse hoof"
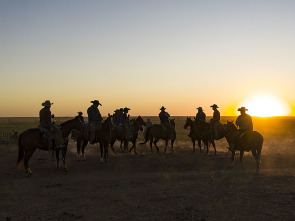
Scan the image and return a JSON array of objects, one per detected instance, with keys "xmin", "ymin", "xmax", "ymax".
[
  {"xmin": 100, "ymin": 158, "xmax": 104, "ymax": 163},
  {"xmin": 26, "ymin": 168, "xmax": 32, "ymax": 175}
]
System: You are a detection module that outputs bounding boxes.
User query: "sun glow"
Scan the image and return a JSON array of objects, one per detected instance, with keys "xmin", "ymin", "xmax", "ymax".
[{"xmin": 240, "ymin": 94, "xmax": 290, "ymax": 117}]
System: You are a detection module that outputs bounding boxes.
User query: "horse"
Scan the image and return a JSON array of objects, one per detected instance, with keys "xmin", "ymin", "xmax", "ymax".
[
  {"xmin": 17, "ymin": 117, "xmax": 83, "ymax": 174},
  {"xmin": 184, "ymin": 117, "xmax": 203, "ymax": 154},
  {"xmin": 110, "ymin": 116, "xmax": 146, "ymax": 154},
  {"xmin": 75, "ymin": 114, "xmax": 113, "ymax": 162},
  {"xmin": 140, "ymin": 119, "xmax": 176, "ymax": 153},
  {"xmin": 225, "ymin": 121, "xmax": 263, "ymax": 173}
]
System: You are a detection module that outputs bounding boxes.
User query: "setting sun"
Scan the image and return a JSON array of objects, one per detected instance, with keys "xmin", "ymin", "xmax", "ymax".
[{"xmin": 240, "ymin": 94, "xmax": 291, "ymax": 117}]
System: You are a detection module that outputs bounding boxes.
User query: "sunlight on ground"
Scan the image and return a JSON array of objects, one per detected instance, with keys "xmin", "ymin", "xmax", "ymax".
[{"xmin": 239, "ymin": 94, "xmax": 290, "ymax": 117}]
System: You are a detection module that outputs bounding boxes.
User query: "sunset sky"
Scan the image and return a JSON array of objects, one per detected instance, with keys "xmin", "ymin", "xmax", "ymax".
[{"xmin": 0, "ymin": 0, "xmax": 294, "ymax": 117}]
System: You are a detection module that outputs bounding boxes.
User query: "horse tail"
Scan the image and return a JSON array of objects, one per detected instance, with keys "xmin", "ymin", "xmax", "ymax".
[
  {"xmin": 17, "ymin": 133, "xmax": 24, "ymax": 168},
  {"xmin": 139, "ymin": 126, "xmax": 152, "ymax": 145}
]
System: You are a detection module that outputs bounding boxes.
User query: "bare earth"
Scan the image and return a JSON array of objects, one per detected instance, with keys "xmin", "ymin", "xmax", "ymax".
[{"xmin": 1, "ymin": 140, "xmax": 295, "ymax": 221}]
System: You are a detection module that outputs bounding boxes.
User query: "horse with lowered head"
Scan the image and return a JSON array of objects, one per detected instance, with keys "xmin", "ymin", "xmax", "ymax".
[
  {"xmin": 226, "ymin": 121, "xmax": 263, "ymax": 173},
  {"xmin": 184, "ymin": 117, "xmax": 204, "ymax": 154},
  {"xmin": 111, "ymin": 116, "xmax": 146, "ymax": 154},
  {"xmin": 17, "ymin": 117, "xmax": 83, "ymax": 174},
  {"xmin": 140, "ymin": 119, "xmax": 176, "ymax": 153}
]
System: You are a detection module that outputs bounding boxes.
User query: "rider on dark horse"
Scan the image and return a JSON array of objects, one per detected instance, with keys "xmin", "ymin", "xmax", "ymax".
[
  {"xmin": 209, "ymin": 104, "xmax": 220, "ymax": 140},
  {"xmin": 159, "ymin": 106, "xmax": 175, "ymax": 139},
  {"xmin": 230, "ymin": 106, "xmax": 253, "ymax": 151},
  {"xmin": 39, "ymin": 100, "xmax": 63, "ymax": 149},
  {"xmin": 87, "ymin": 100, "xmax": 103, "ymax": 144}
]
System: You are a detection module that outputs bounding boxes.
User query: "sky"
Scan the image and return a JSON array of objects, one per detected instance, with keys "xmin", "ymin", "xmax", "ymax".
[{"xmin": 0, "ymin": 0, "xmax": 294, "ymax": 117}]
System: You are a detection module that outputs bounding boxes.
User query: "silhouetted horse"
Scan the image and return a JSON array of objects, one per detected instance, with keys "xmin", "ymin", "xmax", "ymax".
[
  {"xmin": 140, "ymin": 119, "xmax": 176, "ymax": 153},
  {"xmin": 184, "ymin": 117, "xmax": 203, "ymax": 154},
  {"xmin": 17, "ymin": 117, "xmax": 83, "ymax": 174},
  {"xmin": 75, "ymin": 115, "xmax": 113, "ymax": 162},
  {"xmin": 225, "ymin": 121, "xmax": 263, "ymax": 173},
  {"xmin": 110, "ymin": 116, "xmax": 146, "ymax": 154}
]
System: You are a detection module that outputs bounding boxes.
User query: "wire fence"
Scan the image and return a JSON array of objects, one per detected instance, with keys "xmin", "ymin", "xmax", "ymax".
[{"xmin": 0, "ymin": 130, "xmax": 18, "ymax": 144}]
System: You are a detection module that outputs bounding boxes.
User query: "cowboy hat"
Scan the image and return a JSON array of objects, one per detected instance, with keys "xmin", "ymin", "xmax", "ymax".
[
  {"xmin": 77, "ymin": 111, "xmax": 83, "ymax": 115},
  {"xmin": 124, "ymin": 107, "xmax": 130, "ymax": 111},
  {"xmin": 238, "ymin": 107, "xmax": 248, "ymax": 111},
  {"xmin": 42, "ymin": 100, "xmax": 53, "ymax": 107},
  {"xmin": 210, "ymin": 104, "xmax": 219, "ymax": 108},
  {"xmin": 91, "ymin": 100, "xmax": 102, "ymax": 106},
  {"xmin": 196, "ymin": 107, "xmax": 203, "ymax": 111},
  {"xmin": 160, "ymin": 106, "xmax": 166, "ymax": 110}
]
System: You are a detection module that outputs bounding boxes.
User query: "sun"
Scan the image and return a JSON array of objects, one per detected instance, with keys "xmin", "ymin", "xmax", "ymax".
[{"xmin": 240, "ymin": 94, "xmax": 290, "ymax": 117}]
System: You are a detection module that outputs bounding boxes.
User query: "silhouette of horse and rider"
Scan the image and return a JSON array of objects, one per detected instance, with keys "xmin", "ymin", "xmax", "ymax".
[{"xmin": 17, "ymin": 100, "xmax": 263, "ymax": 174}]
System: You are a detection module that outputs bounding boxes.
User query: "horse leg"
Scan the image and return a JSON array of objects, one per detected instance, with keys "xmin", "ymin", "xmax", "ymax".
[
  {"xmin": 164, "ymin": 139, "xmax": 168, "ymax": 153},
  {"xmin": 24, "ymin": 149, "xmax": 35, "ymax": 175},
  {"xmin": 124, "ymin": 140, "xmax": 128, "ymax": 151},
  {"xmin": 133, "ymin": 141, "xmax": 137, "ymax": 155},
  {"xmin": 231, "ymin": 150, "xmax": 235, "ymax": 168},
  {"xmin": 110, "ymin": 138, "xmax": 116, "ymax": 154},
  {"xmin": 104, "ymin": 142, "xmax": 108, "ymax": 162},
  {"xmin": 99, "ymin": 142, "xmax": 104, "ymax": 163},
  {"xmin": 81, "ymin": 139, "xmax": 88, "ymax": 161},
  {"xmin": 149, "ymin": 137, "xmax": 153, "ymax": 153},
  {"xmin": 212, "ymin": 140, "xmax": 216, "ymax": 155},
  {"xmin": 192, "ymin": 139, "xmax": 195, "ymax": 154},
  {"xmin": 252, "ymin": 148, "xmax": 261, "ymax": 173},
  {"xmin": 76, "ymin": 139, "xmax": 81, "ymax": 161},
  {"xmin": 256, "ymin": 148, "xmax": 262, "ymax": 173},
  {"xmin": 55, "ymin": 150, "xmax": 60, "ymax": 169},
  {"xmin": 197, "ymin": 139, "xmax": 201, "ymax": 154},
  {"xmin": 154, "ymin": 138, "xmax": 160, "ymax": 153},
  {"xmin": 171, "ymin": 139, "xmax": 174, "ymax": 152},
  {"xmin": 62, "ymin": 147, "xmax": 68, "ymax": 172},
  {"xmin": 240, "ymin": 150, "xmax": 245, "ymax": 170}
]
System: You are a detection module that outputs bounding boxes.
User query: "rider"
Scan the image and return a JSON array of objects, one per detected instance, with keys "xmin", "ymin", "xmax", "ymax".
[
  {"xmin": 87, "ymin": 100, "xmax": 103, "ymax": 144},
  {"xmin": 196, "ymin": 107, "xmax": 206, "ymax": 121},
  {"xmin": 39, "ymin": 100, "xmax": 63, "ymax": 149},
  {"xmin": 123, "ymin": 107, "xmax": 133, "ymax": 140},
  {"xmin": 230, "ymin": 107, "xmax": 253, "ymax": 151},
  {"xmin": 76, "ymin": 112, "xmax": 85, "ymax": 124},
  {"xmin": 236, "ymin": 107, "xmax": 253, "ymax": 132},
  {"xmin": 159, "ymin": 106, "xmax": 175, "ymax": 139},
  {"xmin": 209, "ymin": 104, "xmax": 220, "ymax": 140}
]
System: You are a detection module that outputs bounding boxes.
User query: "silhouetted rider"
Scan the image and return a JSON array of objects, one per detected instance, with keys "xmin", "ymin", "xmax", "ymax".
[{"xmin": 159, "ymin": 106, "xmax": 175, "ymax": 139}]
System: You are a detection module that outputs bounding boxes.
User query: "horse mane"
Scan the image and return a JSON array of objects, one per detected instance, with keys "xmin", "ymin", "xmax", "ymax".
[
  {"xmin": 227, "ymin": 121, "xmax": 237, "ymax": 131},
  {"xmin": 60, "ymin": 117, "xmax": 78, "ymax": 128}
]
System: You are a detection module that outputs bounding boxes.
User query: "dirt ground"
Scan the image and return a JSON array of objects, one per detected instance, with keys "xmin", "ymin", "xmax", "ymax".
[{"xmin": 1, "ymin": 139, "xmax": 295, "ymax": 221}]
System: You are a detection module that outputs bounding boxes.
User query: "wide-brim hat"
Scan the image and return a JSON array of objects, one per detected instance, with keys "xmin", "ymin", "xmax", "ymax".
[
  {"xmin": 196, "ymin": 107, "xmax": 203, "ymax": 111},
  {"xmin": 210, "ymin": 104, "xmax": 219, "ymax": 108},
  {"xmin": 42, "ymin": 100, "xmax": 53, "ymax": 107},
  {"xmin": 124, "ymin": 107, "xmax": 130, "ymax": 111},
  {"xmin": 238, "ymin": 107, "xmax": 248, "ymax": 112},
  {"xmin": 160, "ymin": 106, "xmax": 166, "ymax": 110},
  {"xmin": 91, "ymin": 100, "xmax": 102, "ymax": 106},
  {"xmin": 77, "ymin": 111, "xmax": 83, "ymax": 115}
]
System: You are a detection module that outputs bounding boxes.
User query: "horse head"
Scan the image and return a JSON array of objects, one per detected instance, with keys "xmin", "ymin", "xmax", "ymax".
[
  {"xmin": 135, "ymin": 115, "xmax": 146, "ymax": 126},
  {"xmin": 184, "ymin": 117, "xmax": 193, "ymax": 129},
  {"xmin": 225, "ymin": 121, "xmax": 237, "ymax": 135}
]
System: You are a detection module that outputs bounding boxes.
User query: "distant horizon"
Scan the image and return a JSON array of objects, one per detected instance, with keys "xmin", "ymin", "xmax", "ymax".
[{"xmin": 1, "ymin": 1, "xmax": 294, "ymax": 117}]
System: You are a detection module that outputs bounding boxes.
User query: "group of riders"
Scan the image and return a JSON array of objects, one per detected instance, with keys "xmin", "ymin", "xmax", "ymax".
[{"xmin": 39, "ymin": 99, "xmax": 253, "ymax": 151}]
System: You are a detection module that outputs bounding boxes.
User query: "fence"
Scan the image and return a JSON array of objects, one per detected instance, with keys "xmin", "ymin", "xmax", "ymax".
[{"xmin": 0, "ymin": 130, "xmax": 19, "ymax": 144}]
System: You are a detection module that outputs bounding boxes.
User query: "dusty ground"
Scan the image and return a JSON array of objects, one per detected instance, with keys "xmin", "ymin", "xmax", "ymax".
[{"xmin": 1, "ymin": 139, "xmax": 295, "ymax": 221}]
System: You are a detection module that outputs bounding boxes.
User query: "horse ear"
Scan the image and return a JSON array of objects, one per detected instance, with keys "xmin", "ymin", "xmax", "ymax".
[{"xmin": 108, "ymin": 113, "xmax": 110, "ymax": 117}]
